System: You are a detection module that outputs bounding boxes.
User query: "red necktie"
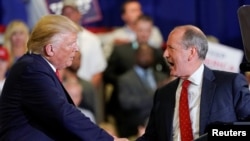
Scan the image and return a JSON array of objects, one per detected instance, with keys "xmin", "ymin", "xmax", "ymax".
[
  {"xmin": 179, "ymin": 80, "xmax": 193, "ymax": 141},
  {"xmin": 55, "ymin": 69, "xmax": 61, "ymax": 81}
]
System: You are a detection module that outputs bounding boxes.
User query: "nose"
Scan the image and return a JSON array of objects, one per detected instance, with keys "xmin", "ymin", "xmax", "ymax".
[
  {"xmin": 75, "ymin": 45, "xmax": 79, "ymax": 51},
  {"xmin": 73, "ymin": 42, "xmax": 79, "ymax": 51},
  {"xmin": 163, "ymin": 48, "xmax": 169, "ymax": 58}
]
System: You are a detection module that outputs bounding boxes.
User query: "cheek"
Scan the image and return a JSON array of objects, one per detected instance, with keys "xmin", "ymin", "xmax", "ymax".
[
  {"xmin": 11, "ymin": 36, "xmax": 17, "ymax": 43},
  {"xmin": 57, "ymin": 49, "xmax": 72, "ymax": 62},
  {"xmin": 163, "ymin": 50, "xmax": 168, "ymax": 57},
  {"xmin": 19, "ymin": 35, "xmax": 27, "ymax": 41},
  {"xmin": 62, "ymin": 47, "xmax": 73, "ymax": 54},
  {"xmin": 0, "ymin": 64, "xmax": 8, "ymax": 70}
]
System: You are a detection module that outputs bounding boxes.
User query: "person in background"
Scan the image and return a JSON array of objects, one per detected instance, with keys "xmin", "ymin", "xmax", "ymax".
[
  {"xmin": 117, "ymin": 44, "xmax": 171, "ymax": 138},
  {"xmin": 61, "ymin": 3, "xmax": 107, "ymax": 90},
  {"xmin": 102, "ymin": 0, "xmax": 163, "ymax": 59},
  {"xmin": 64, "ymin": 79, "xmax": 96, "ymax": 124},
  {"xmin": 104, "ymin": 14, "xmax": 169, "ymax": 121},
  {"xmin": 61, "ymin": 3, "xmax": 108, "ymax": 123},
  {"xmin": 3, "ymin": 20, "xmax": 29, "ymax": 67},
  {"xmin": 0, "ymin": 47, "xmax": 9, "ymax": 95},
  {"xmin": 0, "ymin": 14, "xmax": 128, "ymax": 141},
  {"xmin": 104, "ymin": 14, "xmax": 168, "ymax": 86},
  {"xmin": 136, "ymin": 25, "xmax": 250, "ymax": 141},
  {"xmin": 62, "ymin": 51, "xmax": 98, "ymax": 118},
  {"xmin": 244, "ymin": 71, "xmax": 250, "ymax": 90}
]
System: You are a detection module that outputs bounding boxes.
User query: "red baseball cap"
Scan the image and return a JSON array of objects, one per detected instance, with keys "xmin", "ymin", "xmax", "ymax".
[{"xmin": 0, "ymin": 47, "xmax": 9, "ymax": 61}]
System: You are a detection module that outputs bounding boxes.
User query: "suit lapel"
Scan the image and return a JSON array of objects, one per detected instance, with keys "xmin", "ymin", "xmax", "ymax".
[
  {"xmin": 163, "ymin": 79, "xmax": 179, "ymax": 141},
  {"xmin": 199, "ymin": 66, "xmax": 216, "ymax": 135},
  {"xmin": 61, "ymin": 84, "xmax": 75, "ymax": 105},
  {"xmin": 32, "ymin": 54, "xmax": 75, "ymax": 105}
]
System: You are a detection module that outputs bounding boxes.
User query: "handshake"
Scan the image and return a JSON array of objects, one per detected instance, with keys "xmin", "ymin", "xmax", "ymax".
[
  {"xmin": 114, "ymin": 137, "xmax": 129, "ymax": 141},
  {"xmin": 113, "ymin": 135, "xmax": 129, "ymax": 141}
]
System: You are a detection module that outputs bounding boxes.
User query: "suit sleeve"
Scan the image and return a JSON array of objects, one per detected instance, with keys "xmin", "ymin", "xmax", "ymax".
[
  {"xmin": 136, "ymin": 89, "xmax": 160, "ymax": 141},
  {"xmin": 21, "ymin": 67, "xmax": 113, "ymax": 141},
  {"xmin": 234, "ymin": 73, "xmax": 250, "ymax": 120},
  {"xmin": 118, "ymin": 75, "xmax": 153, "ymax": 110}
]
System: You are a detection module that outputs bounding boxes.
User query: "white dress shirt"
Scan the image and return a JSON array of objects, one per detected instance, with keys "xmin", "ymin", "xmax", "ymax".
[
  {"xmin": 102, "ymin": 25, "xmax": 163, "ymax": 59},
  {"xmin": 134, "ymin": 66, "xmax": 157, "ymax": 91},
  {"xmin": 173, "ymin": 64, "xmax": 204, "ymax": 141},
  {"xmin": 77, "ymin": 28, "xmax": 107, "ymax": 81}
]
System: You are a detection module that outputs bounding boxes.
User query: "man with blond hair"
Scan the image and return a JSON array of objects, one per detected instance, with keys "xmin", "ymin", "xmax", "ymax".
[{"xmin": 0, "ymin": 14, "xmax": 128, "ymax": 141}]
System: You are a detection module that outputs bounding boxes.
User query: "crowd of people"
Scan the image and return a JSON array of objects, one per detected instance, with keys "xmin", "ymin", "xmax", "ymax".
[{"xmin": 1, "ymin": 0, "xmax": 250, "ymax": 141}]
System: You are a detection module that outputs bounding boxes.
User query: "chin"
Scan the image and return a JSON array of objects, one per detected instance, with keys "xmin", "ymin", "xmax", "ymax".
[
  {"xmin": 170, "ymin": 71, "xmax": 177, "ymax": 77},
  {"xmin": 66, "ymin": 62, "xmax": 73, "ymax": 67}
]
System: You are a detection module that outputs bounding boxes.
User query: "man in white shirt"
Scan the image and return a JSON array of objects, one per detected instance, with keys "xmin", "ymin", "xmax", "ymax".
[
  {"xmin": 61, "ymin": 3, "xmax": 107, "ymax": 123},
  {"xmin": 102, "ymin": 0, "xmax": 163, "ymax": 59},
  {"xmin": 61, "ymin": 4, "xmax": 107, "ymax": 90},
  {"xmin": 137, "ymin": 25, "xmax": 250, "ymax": 141}
]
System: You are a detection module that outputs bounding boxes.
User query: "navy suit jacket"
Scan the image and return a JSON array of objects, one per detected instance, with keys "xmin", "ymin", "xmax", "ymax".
[
  {"xmin": 137, "ymin": 66, "xmax": 250, "ymax": 141},
  {"xmin": 0, "ymin": 53, "xmax": 113, "ymax": 141},
  {"xmin": 118, "ymin": 67, "xmax": 167, "ymax": 121}
]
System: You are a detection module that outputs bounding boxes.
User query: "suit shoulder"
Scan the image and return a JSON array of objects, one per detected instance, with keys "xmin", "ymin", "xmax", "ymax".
[
  {"xmin": 212, "ymin": 70, "xmax": 243, "ymax": 79},
  {"xmin": 119, "ymin": 69, "xmax": 136, "ymax": 80},
  {"xmin": 13, "ymin": 54, "xmax": 44, "ymax": 70},
  {"xmin": 156, "ymin": 79, "xmax": 179, "ymax": 94}
]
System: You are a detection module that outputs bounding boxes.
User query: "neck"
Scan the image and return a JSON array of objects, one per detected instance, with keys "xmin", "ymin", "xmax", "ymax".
[
  {"xmin": 12, "ymin": 46, "xmax": 26, "ymax": 58},
  {"xmin": 63, "ymin": 69, "xmax": 79, "ymax": 83},
  {"xmin": 127, "ymin": 23, "xmax": 136, "ymax": 32}
]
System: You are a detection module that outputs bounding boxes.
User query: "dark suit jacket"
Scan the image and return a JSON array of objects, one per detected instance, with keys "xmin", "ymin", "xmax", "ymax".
[
  {"xmin": 104, "ymin": 42, "xmax": 168, "ymax": 85},
  {"xmin": 118, "ymin": 67, "xmax": 167, "ymax": 121},
  {"xmin": 137, "ymin": 66, "xmax": 250, "ymax": 141},
  {"xmin": 104, "ymin": 42, "xmax": 168, "ymax": 117},
  {"xmin": 117, "ymin": 67, "xmax": 167, "ymax": 137},
  {"xmin": 0, "ymin": 53, "xmax": 113, "ymax": 141},
  {"xmin": 79, "ymin": 78, "xmax": 97, "ymax": 116}
]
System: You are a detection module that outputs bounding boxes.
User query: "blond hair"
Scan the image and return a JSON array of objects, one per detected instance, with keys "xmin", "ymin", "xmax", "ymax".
[
  {"xmin": 3, "ymin": 20, "xmax": 29, "ymax": 65},
  {"xmin": 4, "ymin": 20, "xmax": 29, "ymax": 49},
  {"xmin": 27, "ymin": 14, "xmax": 81, "ymax": 54}
]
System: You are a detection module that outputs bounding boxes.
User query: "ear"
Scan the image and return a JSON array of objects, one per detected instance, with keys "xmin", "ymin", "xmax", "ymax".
[
  {"xmin": 121, "ymin": 14, "xmax": 126, "ymax": 22},
  {"xmin": 188, "ymin": 46, "xmax": 197, "ymax": 61},
  {"xmin": 44, "ymin": 44, "xmax": 54, "ymax": 56}
]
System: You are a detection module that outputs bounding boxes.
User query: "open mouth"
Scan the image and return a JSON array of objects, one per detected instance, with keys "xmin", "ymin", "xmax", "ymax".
[{"xmin": 166, "ymin": 60, "xmax": 174, "ymax": 67}]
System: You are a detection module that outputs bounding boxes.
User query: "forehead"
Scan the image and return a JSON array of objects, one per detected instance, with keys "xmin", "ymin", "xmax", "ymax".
[
  {"xmin": 124, "ymin": 2, "xmax": 141, "ymax": 10},
  {"xmin": 166, "ymin": 29, "xmax": 185, "ymax": 49},
  {"xmin": 168, "ymin": 29, "xmax": 184, "ymax": 42},
  {"xmin": 53, "ymin": 32, "xmax": 77, "ymax": 44},
  {"xmin": 136, "ymin": 20, "xmax": 152, "ymax": 26},
  {"xmin": 62, "ymin": 6, "xmax": 77, "ymax": 15}
]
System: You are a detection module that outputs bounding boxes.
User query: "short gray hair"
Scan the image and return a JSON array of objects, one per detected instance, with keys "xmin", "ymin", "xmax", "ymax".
[{"xmin": 180, "ymin": 25, "xmax": 208, "ymax": 60}]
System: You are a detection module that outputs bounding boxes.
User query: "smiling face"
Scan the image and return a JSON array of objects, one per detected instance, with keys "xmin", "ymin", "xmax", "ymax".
[
  {"xmin": 164, "ymin": 26, "xmax": 207, "ymax": 79},
  {"xmin": 49, "ymin": 32, "xmax": 79, "ymax": 70},
  {"xmin": 164, "ymin": 28, "xmax": 193, "ymax": 79}
]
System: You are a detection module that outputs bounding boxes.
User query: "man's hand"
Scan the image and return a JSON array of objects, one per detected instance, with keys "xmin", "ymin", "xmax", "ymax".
[
  {"xmin": 114, "ymin": 138, "xmax": 129, "ymax": 141},
  {"xmin": 113, "ymin": 136, "xmax": 129, "ymax": 141}
]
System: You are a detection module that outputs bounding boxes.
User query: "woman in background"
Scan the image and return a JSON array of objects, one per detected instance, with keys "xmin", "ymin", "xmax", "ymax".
[{"xmin": 3, "ymin": 20, "xmax": 29, "ymax": 67}]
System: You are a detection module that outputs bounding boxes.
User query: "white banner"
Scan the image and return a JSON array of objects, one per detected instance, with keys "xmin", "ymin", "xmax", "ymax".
[{"xmin": 204, "ymin": 41, "xmax": 244, "ymax": 73}]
